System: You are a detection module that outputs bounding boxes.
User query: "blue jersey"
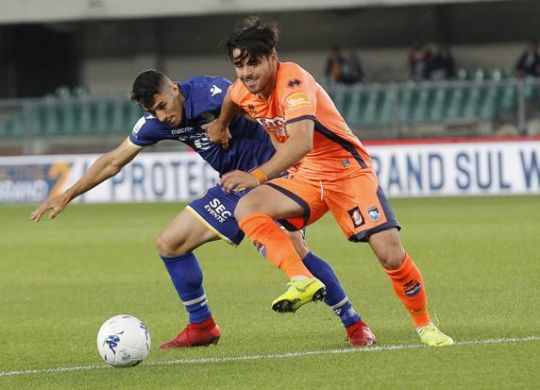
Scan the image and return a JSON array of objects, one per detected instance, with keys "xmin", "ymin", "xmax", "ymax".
[{"xmin": 129, "ymin": 76, "xmax": 275, "ymax": 177}]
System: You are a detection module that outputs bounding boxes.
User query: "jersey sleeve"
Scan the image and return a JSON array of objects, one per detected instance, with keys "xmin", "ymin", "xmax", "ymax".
[
  {"xmin": 206, "ymin": 77, "xmax": 232, "ymax": 110},
  {"xmin": 278, "ymin": 65, "xmax": 317, "ymax": 124},
  {"xmin": 128, "ymin": 115, "xmax": 160, "ymax": 147},
  {"xmin": 228, "ymin": 79, "xmax": 246, "ymax": 108}
]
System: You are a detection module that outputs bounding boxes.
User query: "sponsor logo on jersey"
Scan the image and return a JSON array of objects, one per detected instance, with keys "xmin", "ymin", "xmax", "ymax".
[
  {"xmin": 204, "ymin": 198, "xmax": 232, "ymax": 223},
  {"xmin": 367, "ymin": 206, "xmax": 380, "ymax": 221},
  {"xmin": 286, "ymin": 78, "xmax": 302, "ymax": 88},
  {"xmin": 171, "ymin": 127, "xmax": 194, "ymax": 135},
  {"xmin": 132, "ymin": 116, "xmax": 147, "ymax": 138},
  {"xmin": 348, "ymin": 207, "xmax": 365, "ymax": 228},
  {"xmin": 210, "ymin": 85, "xmax": 222, "ymax": 96},
  {"xmin": 286, "ymin": 92, "xmax": 311, "ymax": 110},
  {"xmin": 256, "ymin": 117, "xmax": 288, "ymax": 143}
]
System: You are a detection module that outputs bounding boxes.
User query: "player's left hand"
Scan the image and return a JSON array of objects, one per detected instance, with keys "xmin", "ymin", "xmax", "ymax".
[
  {"xmin": 220, "ymin": 170, "xmax": 259, "ymax": 193},
  {"xmin": 202, "ymin": 120, "xmax": 232, "ymax": 150}
]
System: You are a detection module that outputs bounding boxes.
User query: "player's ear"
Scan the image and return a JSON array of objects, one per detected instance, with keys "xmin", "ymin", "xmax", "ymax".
[
  {"xmin": 170, "ymin": 82, "xmax": 180, "ymax": 96},
  {"xmin": 270, "ymin": 49, "xmax": 278, "ymax": 66}
]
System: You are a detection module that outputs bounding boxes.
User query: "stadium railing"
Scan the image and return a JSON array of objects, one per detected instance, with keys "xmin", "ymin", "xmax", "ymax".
[{"xmin": 1, "ymin": 77, "xmax": 540, "ymax": 154}]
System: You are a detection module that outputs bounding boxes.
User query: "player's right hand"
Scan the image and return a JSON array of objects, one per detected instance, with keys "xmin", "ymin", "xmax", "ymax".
[
  {"xmin": 30, "ymin": 193, "xmax": 71, "ymax": 223},
  {"xmin": 202, "ymin": 120, "xmax": 232, "ymax": 149}
]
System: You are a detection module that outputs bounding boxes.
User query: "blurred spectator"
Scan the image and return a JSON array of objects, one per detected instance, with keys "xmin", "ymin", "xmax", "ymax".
[
  {"xmin": 515, "ymin": 40, "xmax": 540, "ymax": 77},
  {"xmin": 408, "ymin": 41, "xmax": 432, "ymax": 81},
  {"xmin": 427, "ymin": 45, "xmax": 456, "ymax": 80},
  {"xmin": 324, "ymin": 45, "xmax": 345, "ymax": 84},
  {"xmin": 340, "ymin": 50, "xmax": 364, "ymax": 84}
]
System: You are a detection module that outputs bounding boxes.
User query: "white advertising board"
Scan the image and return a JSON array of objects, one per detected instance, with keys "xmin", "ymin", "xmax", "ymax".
[{"xmin": 1, "ymin": 138, "xmax": 539, "ymax": 204}]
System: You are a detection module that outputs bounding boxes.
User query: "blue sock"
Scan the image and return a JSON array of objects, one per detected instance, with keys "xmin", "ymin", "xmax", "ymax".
[
  {"xmin": 303, "ymin": 252, "xmax": 361, "ymax": 327},
  {"xmin": 160, "ymin": 252, "xmax": 212, "ymax": 324}
]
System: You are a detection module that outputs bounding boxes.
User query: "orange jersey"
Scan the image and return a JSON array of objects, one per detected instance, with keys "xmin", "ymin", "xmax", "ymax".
[{"xmin": 229, "ymin": 62, "xmax": 372, "ymax": 180}]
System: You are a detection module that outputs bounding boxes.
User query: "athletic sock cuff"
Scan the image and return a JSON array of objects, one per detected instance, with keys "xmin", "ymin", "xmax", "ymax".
[{"xmin": 160, "ymin": 252, "xmax": 194, "ymax": 263}]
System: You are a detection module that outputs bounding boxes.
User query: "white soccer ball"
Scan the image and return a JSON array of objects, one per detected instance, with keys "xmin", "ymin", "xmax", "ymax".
[{"xmin": 96, "ymin": 314, "xmax": 151, "ymax": 367}]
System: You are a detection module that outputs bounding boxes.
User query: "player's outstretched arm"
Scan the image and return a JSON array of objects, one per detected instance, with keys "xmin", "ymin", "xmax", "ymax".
[
  {"xmin": 220, "ymin": 119, "xmax": 314, "ymax": 192},
  {"xmin": 30, "ymin": 138, "xmax": 142, "ymax": 222},
  {"xmin": 203, "ymin": 90, "xmax": 240, "ymax": 148}
]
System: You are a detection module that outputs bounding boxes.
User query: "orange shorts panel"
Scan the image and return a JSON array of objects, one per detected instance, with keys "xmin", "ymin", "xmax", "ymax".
[
  {"xmin": 265, "ymin": 169, "xmax": 400, "ymax": 241},
  {"xmin": 264, "ymin": 176, "xmax": 329, "ymax": 230},
  {"xmin": 322, "ymin": 169, "xmax": 400, "ymax": 241}
]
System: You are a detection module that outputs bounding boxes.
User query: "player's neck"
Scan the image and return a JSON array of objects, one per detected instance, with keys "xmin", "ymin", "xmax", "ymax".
[{"xmin": 257, "ymin": 63, "xmax": 279, "ymax": 101}]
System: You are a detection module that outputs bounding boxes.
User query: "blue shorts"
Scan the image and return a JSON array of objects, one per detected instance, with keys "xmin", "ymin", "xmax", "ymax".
[{"xmin": 186, "ymin": 185, "xmax": 245, "ymax": 245}]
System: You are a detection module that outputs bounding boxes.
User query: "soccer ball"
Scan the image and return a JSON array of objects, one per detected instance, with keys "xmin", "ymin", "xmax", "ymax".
[{"xmin": 96, "ymin": 314, "xmax": 151, "ymax": 367}]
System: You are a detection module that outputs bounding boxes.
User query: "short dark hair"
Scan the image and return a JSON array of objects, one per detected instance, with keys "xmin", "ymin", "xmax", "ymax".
[
  {"xmin": 130, "ymin": 70, "xmax": 169, "ymax": 108},
  {"xmin": 224, "ymin": 16, "xmax": 279, "ymax": 64}
]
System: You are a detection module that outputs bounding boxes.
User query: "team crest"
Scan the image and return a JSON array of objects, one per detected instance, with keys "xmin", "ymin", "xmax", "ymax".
[
  {"xmin": 367, "ymin": 206, "xmax": 380, "ymax": 221},
  {"xmin": 348, "ymin": 207, "xmax": 364, "ymax": 228}
]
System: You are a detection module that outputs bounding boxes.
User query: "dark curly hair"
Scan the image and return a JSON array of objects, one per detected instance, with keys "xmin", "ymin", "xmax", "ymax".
[
  {"xmin": 130, "ymin": 70, "xmax": 169, "ymax": 109},
  {"xmin": 224, "ymin": 16, "xmax": 279, "ymax": 65}
]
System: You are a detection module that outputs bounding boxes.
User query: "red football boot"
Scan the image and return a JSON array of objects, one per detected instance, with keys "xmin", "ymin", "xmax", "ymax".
[
  {"xmin": 346, "ymin": 320, "xmax": 376, "ymax": 347},
  {"xmin": 160, "ymin": 317, "xmax": 221, "ymax": 349}
]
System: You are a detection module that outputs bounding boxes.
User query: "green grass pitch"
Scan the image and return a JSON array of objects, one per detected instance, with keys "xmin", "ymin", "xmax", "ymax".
[{"xmin": 1, "ymin": 196, "xmax": 539, "ymax": 389}]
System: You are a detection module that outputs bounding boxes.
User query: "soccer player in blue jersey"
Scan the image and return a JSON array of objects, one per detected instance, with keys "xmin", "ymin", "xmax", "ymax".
[{"xmin": 30, "ymin": 70, "xmax": 375, "ymax": 348}]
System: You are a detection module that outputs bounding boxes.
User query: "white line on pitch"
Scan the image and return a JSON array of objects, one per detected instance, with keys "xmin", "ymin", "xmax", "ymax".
[{"xmin": 1, "ymin": 336, "xmax": 539, "ymax": 378}]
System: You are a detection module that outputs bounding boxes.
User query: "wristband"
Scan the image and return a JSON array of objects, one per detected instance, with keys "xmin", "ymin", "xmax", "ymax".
[{"xmin": 251, "ymin": 168, "xmax": 267, "ymax": 184}]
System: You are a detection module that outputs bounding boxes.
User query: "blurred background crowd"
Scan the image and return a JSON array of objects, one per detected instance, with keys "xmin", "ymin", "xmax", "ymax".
[{"xmin": 0, "ymin": 0, "xmax": 539, "ymax": 155}]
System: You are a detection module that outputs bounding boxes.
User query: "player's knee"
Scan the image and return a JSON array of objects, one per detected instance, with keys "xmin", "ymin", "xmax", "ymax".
[
  {"xmin": 378, "ymin": 250, "xmax": 405, "ymax": 270},
  {"xmin": 156, "ymin": 231, "xmax": 187, "ymax": 257},
  {"xmin": 235, "ymin": 195, "xmax": 262, "ymax": 221},
  {"xmin": 371, "ymin": 229, "xmax": 405, "ymax": 270}
]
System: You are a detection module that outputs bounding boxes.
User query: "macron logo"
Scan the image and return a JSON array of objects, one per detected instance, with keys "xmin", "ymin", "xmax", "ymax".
[{"xmin": 210, "ymin": 85, "xmax": 222, "ymax": 96}]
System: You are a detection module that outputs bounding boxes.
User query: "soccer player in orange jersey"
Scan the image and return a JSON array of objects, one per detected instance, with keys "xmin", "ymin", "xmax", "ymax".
[{"xmin": 206, "ymin": 17, "xmax": 454, "ymax": 347}]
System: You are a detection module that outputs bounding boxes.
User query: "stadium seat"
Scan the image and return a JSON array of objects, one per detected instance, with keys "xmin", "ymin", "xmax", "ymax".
[
  {"xmin": 346, "ymin": 85, "xmax": 365, "ymax": 124},
  {"xmin": 479, "ymin": 81, "xmax": 501, "ymax": 120},
  {"xmin": 463, "ymin": 82, "xmax": 486, "ymax": 119},
  {"xmin": 412, "ymin": 82, "xmax": 432, "ymax": 123},
  {"xmin": 332, "ymin": 84, "xmax": 354, "ymax": 120},
  {"xmin": 398, "ymin": 81, "xmax": 417, "ymax": 123},
  {"xmin": 377, "ymin": 85, "xmax": 396, "ymax": 125},
  {"xmin": 429, "ymin": 82, "xmax": 450, "ymax": 122},
  {"xmin": 446, "ymin": 82, "xmax": 467, "ymax": 120},
  {"xmin": 499, "ymin": 83, "xmax": 517, "ymax": 111},
  {"xmin": 362, "ymin": 84, "xmax": 382, "ymax": 126}
]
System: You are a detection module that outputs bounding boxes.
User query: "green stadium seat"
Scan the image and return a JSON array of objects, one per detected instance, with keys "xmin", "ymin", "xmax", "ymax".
[
  {"xmin": 346, "ymin": 85, "xmax": 364, "ymax": 124},
  {"xmin": 128, "ymin": 102, "xmax": 144, "ymax": 128},
  {"xmin": 473, "ymin": 68, "xmax": 486, "ymax": 82},
  {"xmin": 362, "ymin": 84, "xmax": 382, "ymax": 126},
  {"xmin": 377, "ymin": 86, "xmax": 396, "ymax": 125},
  {"xmin": 59, "ymin": 96, "xmax": 76, "ymax": 134},
  {"xmin": 457, "ymin": 69, "xmax": 471, "ymax": 81},
  {"xmin": 429, "ymin": 82, "xmax": 449, "ymax": 122},
  {"xmin": 331, "ymin": 84, "xmax": 354, "ymax": 119},
  {"xmin": 499, "ymin": 83, "xmax": 517, "ymax": 111},
  {"xmin": 446, "ymin": 82, "xmax": 467, "ymax": 120},
  {"xmin": 463, "ymin": 83, "xmax": 486, "ymax": 118},
  {"xmin": 78, "ymin": 97, "xmax": 93, "ymax": 133},
  {"xmin": 94, "ymin": 99, "xmax": 109, "ymax": 132},
  {"xmin": 398, "ymin": 81, "xmax": 417, "ymax": 123},
  {"xmin": 111, "ymin": 97, "xmax": 127, "ymax": 132},
  {"xmin": 412, "ymin": 82, "xmax": 433, "ymax": 123},
  {"xmin": 43, "ymin": 97, "xmax": 60, "ymax": 134},
  {"xmin": 479, "ymin": 82, "xmax": 501, "ymax": 120},
  {"xmin": 523, "ymin": 76, "xmax": 538, "ymax": 100}
]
